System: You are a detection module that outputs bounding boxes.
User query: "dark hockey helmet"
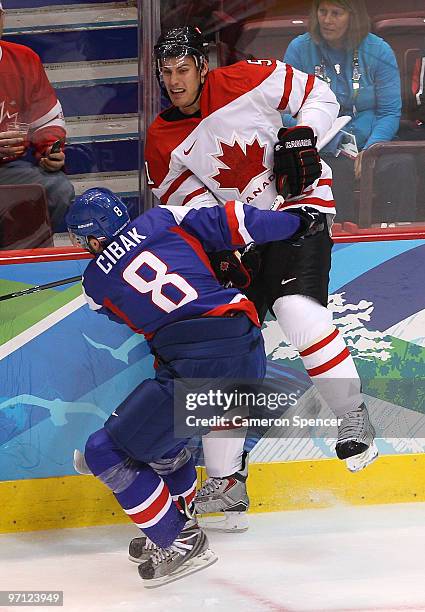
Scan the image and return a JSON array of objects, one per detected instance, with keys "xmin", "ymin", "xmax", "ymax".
[
  {"xmin": 154, "ymin": 26, "xmax": 209, "ymax": 101},
  {"xmin": 66, "ymin": 188, "xmax": 130, "ymax": 253},
  {"xmin": 154, "ymin": 26, "xmax": 209, "ymax": 66}
]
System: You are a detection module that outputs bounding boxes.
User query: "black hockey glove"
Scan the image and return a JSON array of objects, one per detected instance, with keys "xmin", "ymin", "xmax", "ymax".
[
  {"xmin": 285, "ymin": 206, "xmax": 325, "ymax": 241},
  {"xmin": 208, "ymin": 250, "xmax": 252, "ymax": 289},
  {"xmin": 273, "ymin": 126, "xmax": 322, "ymax": 198},
  {"xmin": 240, "ymin": 244, "xmax": 262, "ymax": 282}
]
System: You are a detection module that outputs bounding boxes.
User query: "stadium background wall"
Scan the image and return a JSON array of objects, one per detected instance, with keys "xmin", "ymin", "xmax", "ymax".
[{"xmin": 1, "ymin": 236, "xmax": 425, "ymax": 533}]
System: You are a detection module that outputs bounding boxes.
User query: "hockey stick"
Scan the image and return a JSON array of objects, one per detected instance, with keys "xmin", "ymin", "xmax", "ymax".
[{"xmin": 0, "ymin": 275, "xmax": 82, "ymax": 302}]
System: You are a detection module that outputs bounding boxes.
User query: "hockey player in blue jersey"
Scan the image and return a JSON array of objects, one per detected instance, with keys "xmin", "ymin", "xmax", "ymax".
[{"xmin": 66, "ymin": 187, "xmax": 321, "ymax": 587}]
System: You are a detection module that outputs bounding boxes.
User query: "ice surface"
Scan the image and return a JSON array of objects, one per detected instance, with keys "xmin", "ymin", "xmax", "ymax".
[{"xmin": 1, "ymin": 503, "xmax": 425, "ymax": 611}]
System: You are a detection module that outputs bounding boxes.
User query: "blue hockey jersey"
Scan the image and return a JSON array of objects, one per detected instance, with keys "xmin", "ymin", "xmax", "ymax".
[{"xmin": 82, "ymin": 200, "xmax": 300, "ymax": 338}]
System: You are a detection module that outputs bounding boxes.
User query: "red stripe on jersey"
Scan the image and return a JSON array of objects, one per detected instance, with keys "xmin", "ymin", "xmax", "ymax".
[
  {"xmin": 203, "ymin": 300, "xmax": 260, "ymax": 328},
  {"xmin": 200, "ymin": 60, "xmax": 278, "ymax": 117},
  {"xmin": 300, "ymin": 178, "xmax": 333, "ymax": 197},
  {"xmin": 129, "ymin": 485, "xmax": 170, "ymax": 525},
  {"xmin": 300, "ymin": 328, "xmax": 339, "ymax": 357},
  {"xmin": 296, "ymin": 197, "xmax": 336, "ymax": 208},
  {"xmin": 317, "ymin": 178, "xmax": 333, "ymax": 187},
  {"xmin": 182, "ymin": 187, "xmax": 208, "ymax": 206},
  {"xmin": 170, "ymin": 226, "xmax": 217, "ymax": 277},
  {"xmin": 295, "ymin": 74, "xmax": 315, "ymax": 116},
  {"xmin": 161, "ymin": 169, "xmax": 193, "ymax": 204},
  {"xmin": 146, "ymin": 113, "xmax": 200, "ymax": 189},
  {"xmin": 224, "ymin": 200, "xmax": 244, "ymax": 245},
  {"xmin": 103, "ymin": 297, "xmax": 145, "ymax": 334},
  {"xmin": 278, "ymin": 64, "xmax": 294, "ymax": 110},
  {"xmin": 307, "ymin": 347, "xmax": 350, "ymax": 377}
]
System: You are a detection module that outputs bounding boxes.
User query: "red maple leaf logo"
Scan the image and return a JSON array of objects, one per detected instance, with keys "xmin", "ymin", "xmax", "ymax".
[{"xmin": 212, "ymin": 137, "xmax": 267, "ymax": 196}]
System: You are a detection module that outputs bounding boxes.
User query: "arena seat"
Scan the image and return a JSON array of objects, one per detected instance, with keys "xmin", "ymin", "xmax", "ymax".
[
  {"xmin": 0, "ymin": 184, "xmax": 53, "ymax": 250},
  {"xmin": 224, "ymin": 16, "xmax": 308, "ymax": 61},
  {"xmin": 402, "ymin": 48, "xmax": 424, "ymax": 118},
  {"xmin": 372, "ymin": 14, "xmax": 425, "ymax": 117},
  {"xmin": 353, "ymin": 13, "xmax": 425, "ymax": 225},
  {"xmin": 358, "ymin": 141, "xmax": 425, "ymax": 227}
]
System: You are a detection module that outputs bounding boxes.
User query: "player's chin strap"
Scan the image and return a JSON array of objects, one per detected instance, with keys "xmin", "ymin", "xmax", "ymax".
[
  {"xmin": 182, "ymin": 56, "xmax": 206, "ymax": 110},
  {"xmin": 183, "ymin": 87, "xmax": 202, "ymax": 109}
]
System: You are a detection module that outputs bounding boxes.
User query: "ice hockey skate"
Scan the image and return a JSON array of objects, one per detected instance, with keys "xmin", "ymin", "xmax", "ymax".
[
  {"xmin": 128, "ymin": 534, "xmax": 158, "ymax": 564},
  {"xmin": 138, "ymin": 518, "xmax": 217, "ymax": 588},
  {"xmin": 194, "ymin": 451, "xmax": 250, "ymax": 532},
  {"xmin": 129, "ymin": 513, "xmax": 205, "ymax": 564},
  {"xmin": 335, "ymin": 403, "xmax": 378, "ymax": 472}
]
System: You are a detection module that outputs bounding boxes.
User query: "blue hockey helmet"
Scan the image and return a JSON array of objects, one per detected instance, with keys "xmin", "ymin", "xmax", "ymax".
[{"xmin": 66, "ymin": 188, "xmax": 130, "ymax": 252}]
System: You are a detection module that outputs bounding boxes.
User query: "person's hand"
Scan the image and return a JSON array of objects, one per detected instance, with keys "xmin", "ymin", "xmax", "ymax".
[
  {"xmin": 0, "ymin": 130, "xmax": 27, "ymax": 160},
  {"xmin": 39, "ymin": 146, "xmax": 65, "ymax": 172},
  {"xmin": 273, "ymin": 126, "xmax": 322, "ymax": 198},
  {"xmin": 354, "ymin": 150, "xmax": 364, "ymax": 180},
  {"xmin": 285, "ymin": 206, "xmax": 325, "ymax": 240},
  {"xmin": 208, "ymin": 250, "xmax": 252, "ymax": 289}
]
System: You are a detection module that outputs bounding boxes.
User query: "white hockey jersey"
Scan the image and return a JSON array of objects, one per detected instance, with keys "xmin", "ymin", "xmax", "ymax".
[
  {"xmin": 0, "ymin": 41, "xmax": 66, "ymax": 162},
  {"xmin": 145, "ymin": 59, "xmax": 339, "ymax": 214}
]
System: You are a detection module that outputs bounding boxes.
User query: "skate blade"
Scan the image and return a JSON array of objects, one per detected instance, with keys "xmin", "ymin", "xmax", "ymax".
[
  {"xmin": 129, "ymin": 553, "xmax": 150, "ymax": 564},
  {"xmin": 142, "ymin": 549, "xmax": 218, "ymax": 589},
  {"xmin": 198, "ymin": 511, "xmax": 249, "ymax": 533},
  {"xmin": 345, "ymin": 442, "xmax": 378, "ymax": 473}
]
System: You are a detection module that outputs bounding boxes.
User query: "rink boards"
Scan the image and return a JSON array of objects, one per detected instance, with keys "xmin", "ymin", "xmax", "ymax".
[{"xmin": 0, "ymin": 237, "xmax": 425, "ymax": 532}]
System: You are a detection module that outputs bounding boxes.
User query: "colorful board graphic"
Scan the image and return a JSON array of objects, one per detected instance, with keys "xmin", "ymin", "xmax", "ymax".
[{"xmin": 0, "ymin": 239, "xmax": 424, "ymax": 481}]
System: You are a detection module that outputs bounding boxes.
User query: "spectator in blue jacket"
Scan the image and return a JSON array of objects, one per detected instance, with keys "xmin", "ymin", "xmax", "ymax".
[{"xmin": 283, "ymin": 0, "xmax": 417, "ymax": 224}]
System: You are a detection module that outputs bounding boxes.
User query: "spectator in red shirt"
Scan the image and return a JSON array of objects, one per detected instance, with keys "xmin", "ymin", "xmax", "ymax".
[{"xmin": 0, "ymin": 2, "xmax": 74, "ymax": 232}]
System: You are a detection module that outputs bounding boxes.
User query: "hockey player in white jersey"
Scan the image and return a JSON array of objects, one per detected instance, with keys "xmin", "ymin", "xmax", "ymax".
[{"xmin": 140, "ymin": 26, "xmax": 377, "ymax": 539}]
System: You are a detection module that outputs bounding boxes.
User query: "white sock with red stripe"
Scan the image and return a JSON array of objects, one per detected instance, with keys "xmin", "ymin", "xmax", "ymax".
[{"xmin": 273, "ymin": 294, "xmax": 363, "ymax": 417}]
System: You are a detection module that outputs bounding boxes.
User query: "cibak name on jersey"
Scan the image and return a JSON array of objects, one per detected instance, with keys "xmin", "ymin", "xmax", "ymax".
[{"xmin": 96, "ymin": 228, "xmax": 146, "ymax": 274}]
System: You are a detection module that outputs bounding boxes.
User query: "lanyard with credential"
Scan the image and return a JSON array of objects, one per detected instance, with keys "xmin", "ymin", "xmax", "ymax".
[{"xmin": 315, "ymin": 49, "xmax": 362, "ymax": 115}]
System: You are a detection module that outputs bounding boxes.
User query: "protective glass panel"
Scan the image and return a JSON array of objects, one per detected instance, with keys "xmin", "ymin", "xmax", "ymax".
[
  {"xmin": 149, "ymin": 0, "xmax": 425, "ymax": 237},
  {"xmin": 0, "ymin": 0, "xmax": 140, "ymax": 250}
]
